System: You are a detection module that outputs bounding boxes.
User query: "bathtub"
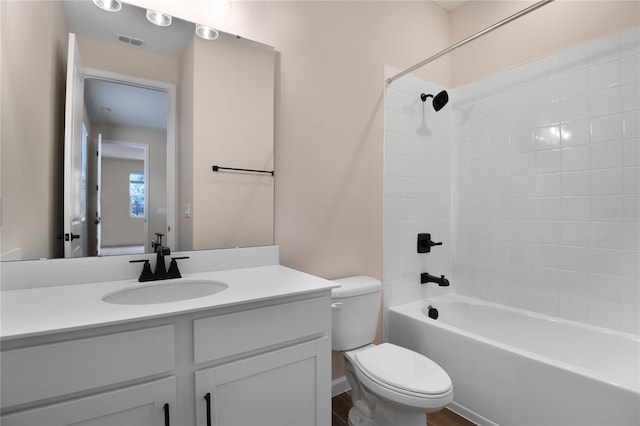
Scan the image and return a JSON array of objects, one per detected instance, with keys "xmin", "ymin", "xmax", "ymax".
[{"xmin": 387, "ymin": 294, "xmax": 640, "ymax": 426}]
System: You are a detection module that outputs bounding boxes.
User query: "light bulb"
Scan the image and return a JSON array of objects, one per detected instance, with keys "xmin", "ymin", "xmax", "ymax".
[
  {"xmin": 146, "ymin": 9, "xmax": 172, "ymax": 27},
  {"xmin": 92, "ymin": 0, "xmax": 122, "ymax": 12},
  {"xmin": 196, "ymin": 24, "xmax": 220, "ymax": 40}
]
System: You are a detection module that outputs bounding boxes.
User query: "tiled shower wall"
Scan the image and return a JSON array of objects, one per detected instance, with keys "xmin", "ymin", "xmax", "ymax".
[
  {"xmin": 384, "ymin": 27, "xmax": 639, "ymax": 335},
  {"xmin": 383, "ymin": 71, "xmax": 452, "ymax": 312},
  {"xmin": 453, "ymin": 27, "xmax": 639, "ymax": 334}
]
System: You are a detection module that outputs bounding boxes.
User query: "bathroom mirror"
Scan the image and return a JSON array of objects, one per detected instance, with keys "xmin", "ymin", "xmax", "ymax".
[{"xmin": 1, "ymin": 0, "xmax": 275, "ymax": 261}]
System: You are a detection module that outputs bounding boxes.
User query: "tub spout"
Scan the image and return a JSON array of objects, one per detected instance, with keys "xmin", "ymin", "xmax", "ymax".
[{"xmin": 420, "ymin": 272, "xmax": 449, "ymax": 286}]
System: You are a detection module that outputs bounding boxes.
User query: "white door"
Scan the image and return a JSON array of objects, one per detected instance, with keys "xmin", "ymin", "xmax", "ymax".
[
  {"xmin": 95, "ymin": 134, "xmax": 102, "ymax": 256},
  {"xmin": 63, "ymin": 33, "xmax": 86, "ymax": 258},
  {"xmin": 143, "ymin": 144, "xmax": 150, "ymax": 253},
  {"xmin": 0, "ymin": 377, "xmax": 176, "ymax": 426},
  {"xmin": 195, "ymin": 337, "xmax": 330, "ymax": 426}
]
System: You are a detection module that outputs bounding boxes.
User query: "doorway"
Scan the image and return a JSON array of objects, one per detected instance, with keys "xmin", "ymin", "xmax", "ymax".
[
  {"xmin": 96, "ymin": 140, "xmax": 149, "ymax": 256},
  {"xmin": 81, "ymin": 70, "xmax": 176, "ymax": 256}
]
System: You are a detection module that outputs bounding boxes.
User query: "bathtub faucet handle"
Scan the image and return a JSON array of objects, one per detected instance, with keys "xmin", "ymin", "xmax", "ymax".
[{"xmin": 417, "ymin": 233, "xmax": 443, "ymax": 253}]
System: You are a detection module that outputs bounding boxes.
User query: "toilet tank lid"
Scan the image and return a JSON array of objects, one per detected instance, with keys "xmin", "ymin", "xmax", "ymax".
[{"xmin": 331, "ymin": 276, "xmax": 382, "ymax": 298}]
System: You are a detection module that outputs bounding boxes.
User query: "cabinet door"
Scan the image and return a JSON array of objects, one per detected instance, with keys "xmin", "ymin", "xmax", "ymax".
[
  {"xmin": 1, "ymin": 377, "xmax": 176, "ymax": 426},
  {"xmin": 195, "ymin": 337, "xmax": 330, "ymax": 426}
]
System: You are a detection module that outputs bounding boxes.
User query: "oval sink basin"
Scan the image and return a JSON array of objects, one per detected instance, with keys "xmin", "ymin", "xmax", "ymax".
[{"xmin": 102, "ymin": 280, "xmax": 228, "ymax": 305}]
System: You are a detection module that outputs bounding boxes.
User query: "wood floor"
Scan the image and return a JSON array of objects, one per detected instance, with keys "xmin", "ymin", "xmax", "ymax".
[{"xmin": 332, "ymin": 392, "xmax": 475, "ymax": 426}]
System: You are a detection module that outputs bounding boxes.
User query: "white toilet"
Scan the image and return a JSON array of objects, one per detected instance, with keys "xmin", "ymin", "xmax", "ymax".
[{"xmin": 332, "ymin": 276, "xmax": 453, "ymax": 426}]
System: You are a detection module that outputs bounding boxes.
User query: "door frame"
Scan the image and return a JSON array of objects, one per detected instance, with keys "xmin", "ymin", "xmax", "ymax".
[
  {"xmin": 96, "ymin": 133, "xmax": 102, "ymax": 256},
  {"xmin": 83, "ymin": 68, "xmax": 177, "ymax": 251}
]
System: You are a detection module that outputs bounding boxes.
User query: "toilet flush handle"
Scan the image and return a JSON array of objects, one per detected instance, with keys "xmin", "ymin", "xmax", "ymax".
[{"xmin": 331, "ymin": 302, "xmax": 343, "ymax": 309}]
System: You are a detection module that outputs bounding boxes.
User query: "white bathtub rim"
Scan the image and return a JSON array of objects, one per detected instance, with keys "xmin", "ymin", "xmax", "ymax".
[
  {"xmin": 388, "ymin": 293, "xmax": 640, "ymax": 395},
  {"xmin": 424, "ymin": 293, "xmax": 640, "ymax": 341}
]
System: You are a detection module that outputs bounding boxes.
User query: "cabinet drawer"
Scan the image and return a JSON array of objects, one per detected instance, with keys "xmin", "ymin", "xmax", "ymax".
[
  {"xmin": 1, "ymin": 376, "xmax": 176, "ymax": 426},
  {"xmin": 1, "ymin": 325, "xmax": 175, "ymax": 409},
  {"xmin": 194, "ymin": 296, "xmax": 329, "ymax": 363}
]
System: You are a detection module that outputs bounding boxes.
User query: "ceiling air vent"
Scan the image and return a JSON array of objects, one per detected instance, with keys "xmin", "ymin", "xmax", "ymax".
[{"xmin": 117, "ymin": 34, "xmax": 144, "ymax": 47}]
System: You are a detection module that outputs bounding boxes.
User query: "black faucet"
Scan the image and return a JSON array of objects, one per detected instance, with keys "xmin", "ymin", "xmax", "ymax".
[
  {"xmin": 154, "ymin": 246, "xmax": 171, "ymax": 278},
  {"xmin": 129, "ymin": 247, "xmax": 189, "ymax": 282},
  {"xmin": 420, "ymin": 272, "xmax": 449, "ymax": 286}
]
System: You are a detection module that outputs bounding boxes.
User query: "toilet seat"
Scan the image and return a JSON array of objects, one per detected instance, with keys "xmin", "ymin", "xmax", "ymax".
[
  {"xmin": 354, "ymin": 343, "xmax": 452, "ymax": 396},
  {"xmin": 345, "ymin": 343, "xmax": 453, "ymax": 412}
]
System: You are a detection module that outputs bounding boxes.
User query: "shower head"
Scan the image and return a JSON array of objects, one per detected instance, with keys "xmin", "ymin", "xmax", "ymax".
[{"xmin": 420, "ymin": 90, "xmax": 449, "ymax": 112}]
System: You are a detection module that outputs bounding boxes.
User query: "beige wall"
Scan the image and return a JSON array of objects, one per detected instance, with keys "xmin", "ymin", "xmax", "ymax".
[
  {"xmin": 191, "ymin": 35, "xmax": 275, "ymax": 250},
  {"xmin": 0, "ymin": 0, "xmax": 68, "ymax": 260},
  {"xmin": 450, "ymin": 1, "xmax": 640, "ymax": 85},
  {"xmin": 178, "ymin": 34, "xmax": 275, "ymax": 251},
  {"xmin": 76, "ymin": 36, "xmax": 180, "ymax": 85},
  {"xmin": 247, "ymin": 2, "xmax": 452, "ymax": 279}
]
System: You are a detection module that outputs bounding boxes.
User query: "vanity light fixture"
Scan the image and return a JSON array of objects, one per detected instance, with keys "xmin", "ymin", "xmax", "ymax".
[
  {"xmin": 146, "ymin": 9, "xmax": 172, "ymax": 27},
  {"xmin": 195, "ymin": 24, "xmax": 220, "ymax": 40},
  {"xmin": 92, "ymin": 0, "xmax": 122, "ymax": 12}
]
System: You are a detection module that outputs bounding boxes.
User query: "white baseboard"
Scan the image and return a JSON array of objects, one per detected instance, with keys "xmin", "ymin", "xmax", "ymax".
[
  {"xmin": 332, "ymin": 376, "xmax": 351, "ymax": 397},
  {"xmin": 448, "ymin": 401, "xmax": 496, "ymax": 426}
]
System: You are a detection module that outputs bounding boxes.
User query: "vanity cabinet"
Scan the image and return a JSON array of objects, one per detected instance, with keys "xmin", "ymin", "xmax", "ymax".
[
  {"xmin": 1, "ymin": 292, "xmax": 332, "ymax": 426},
  {"xmin": 191, "ymin": 295, "xmax": 331, "ymax": 426},
  {"xmin": 195, "ymin": 338, "xmax": 329, "ymax": 426},
  {"xmin": 1, "ymin": 325, "xmax": 177, "ymax": 426}
]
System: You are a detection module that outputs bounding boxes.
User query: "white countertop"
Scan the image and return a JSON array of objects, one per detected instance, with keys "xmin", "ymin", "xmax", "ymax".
[{"xmin": 1, "ymin": 265, "xmax": 337, "ymax": 341}]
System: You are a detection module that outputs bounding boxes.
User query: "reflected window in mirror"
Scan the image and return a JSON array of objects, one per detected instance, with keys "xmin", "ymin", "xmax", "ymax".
[{"xmin": 129, "ymin": 173, "xmax": 145, "ymax": 219}]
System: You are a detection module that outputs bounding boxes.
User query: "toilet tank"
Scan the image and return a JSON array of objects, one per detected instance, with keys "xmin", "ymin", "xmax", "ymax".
[{"xmin": 331, "ymin": 276, "xmax": 382, "ymax": 351}]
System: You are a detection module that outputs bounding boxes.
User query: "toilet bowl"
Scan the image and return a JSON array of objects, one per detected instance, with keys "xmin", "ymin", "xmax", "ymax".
[{"xmin": 332, "ymin": 277, "xmax": 452, "ymax": 426}]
